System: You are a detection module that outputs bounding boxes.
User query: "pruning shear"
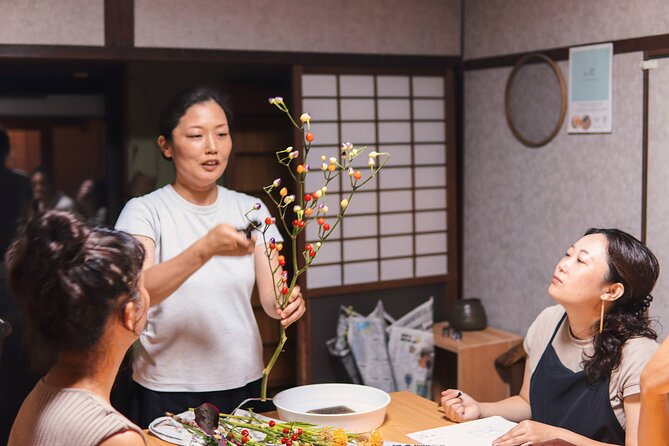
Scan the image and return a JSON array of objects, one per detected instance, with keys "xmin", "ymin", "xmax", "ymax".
[{"xmin": 238, "ymin": 221, "xmax": 260, "ymax": 239}]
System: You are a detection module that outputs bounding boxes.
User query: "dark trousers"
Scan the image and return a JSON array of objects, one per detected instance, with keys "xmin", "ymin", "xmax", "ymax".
[{"xmin": 130, "ymin": 378, "xmax": 275, "ymax": 428}]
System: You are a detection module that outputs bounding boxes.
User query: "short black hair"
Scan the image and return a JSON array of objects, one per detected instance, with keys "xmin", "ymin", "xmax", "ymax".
[{"xmin": 158, "ymin": 86, "xmax": 233, "ymax": 142}]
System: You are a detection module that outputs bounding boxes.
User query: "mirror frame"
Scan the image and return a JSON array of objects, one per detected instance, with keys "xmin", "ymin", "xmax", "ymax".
[{"xmin": 504, "ymin": 53, "xmax": 567, "ymax": 148}]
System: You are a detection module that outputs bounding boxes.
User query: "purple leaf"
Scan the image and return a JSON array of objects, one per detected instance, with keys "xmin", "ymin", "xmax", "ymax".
[{"xmin": 194, "ymin": 403, "xmax": 220, "ymax": 437}]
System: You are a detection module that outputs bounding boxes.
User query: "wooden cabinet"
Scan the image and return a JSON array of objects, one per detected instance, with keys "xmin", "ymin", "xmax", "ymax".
[{"xmin": 432, "ymin": 323, "xmax": 522, "ymax": 403}]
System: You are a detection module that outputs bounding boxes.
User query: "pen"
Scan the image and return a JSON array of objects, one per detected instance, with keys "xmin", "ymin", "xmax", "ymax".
[{"xmin": 437, "ymin": 391, "xmax": 462, "ymax": 407}]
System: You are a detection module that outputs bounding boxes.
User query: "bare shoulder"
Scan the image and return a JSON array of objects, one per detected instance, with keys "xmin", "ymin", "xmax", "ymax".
[{"xmin": 98, "ymin": 429, "xmax": 146, "ymax": 446}]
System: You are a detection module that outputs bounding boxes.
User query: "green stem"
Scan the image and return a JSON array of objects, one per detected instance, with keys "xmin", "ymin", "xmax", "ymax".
[{"xmin": 261, "ymin": 325, "xmax": 287, "ymax": 400}]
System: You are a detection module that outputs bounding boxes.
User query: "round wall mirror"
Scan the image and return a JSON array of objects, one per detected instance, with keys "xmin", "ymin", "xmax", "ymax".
[{"xmin": 505, "ymin": 53, "xmax": 567, "ymax": 148}]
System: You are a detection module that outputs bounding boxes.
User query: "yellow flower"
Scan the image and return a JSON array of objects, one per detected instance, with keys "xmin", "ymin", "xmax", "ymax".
[
  {"xmin": 300, "ymin": 113, "xmax": 311, "ymax": 123},
  {"xmin": 332, "ymin": 429, "xmax": 348, "ymax": 446}
]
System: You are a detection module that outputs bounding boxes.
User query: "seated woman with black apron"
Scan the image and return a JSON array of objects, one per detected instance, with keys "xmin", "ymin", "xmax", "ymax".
[{"xmin": 441, "ymin": 228, "xmax": 660, "ymax": 446}]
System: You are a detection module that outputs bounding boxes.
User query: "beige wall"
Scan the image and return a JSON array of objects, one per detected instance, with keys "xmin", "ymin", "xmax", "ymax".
[
  {"xmin": 0, "ymin": 0, "xmax": 104, "ymax": 46},
  {"xmin": 463, "ymin": 53, "xmax": 646, "ymax": 336},
  {"xmin": 462, "ymin": 1, "xmax": 669, "ymax": 338},
  {"xmin": 464, "ymin": 0, "xmax": 669, "ymax": 59},
  {"xmin": 646, "ymin": 59, "xmax": 669, "ymax": 336},
  {"xmin": 135, "ymin": 0, "xmax": 461, "ymax": 55}
]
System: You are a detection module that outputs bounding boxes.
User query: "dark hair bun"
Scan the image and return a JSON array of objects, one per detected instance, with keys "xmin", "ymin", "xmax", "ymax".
[
  {"xmin": 26, "ymin": 210, "xmax": 90, "ymax": 272},
  {"xmin": 5, "ymin": 210, "xmax": 145, "ymax": 367}
]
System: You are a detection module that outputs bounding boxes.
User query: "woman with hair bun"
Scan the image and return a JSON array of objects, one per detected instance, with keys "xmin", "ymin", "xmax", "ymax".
[
  {"xmin": 6, "ymin": 210, "xmax": 148, "ymax": 446},
  {"xmin": 441, "ymin": 228, "xmax": 660, "ymax": 446}
]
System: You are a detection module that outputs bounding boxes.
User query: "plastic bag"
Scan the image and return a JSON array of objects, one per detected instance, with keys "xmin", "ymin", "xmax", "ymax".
[
  {"xmin": 387, "ymin": 297, "xmax": 434, "ymax": 397},
  {"xmin": 346, "ymin": 301, "xmax": 397, "ymax": 392},
  {"xmin": 326, "ymin": 306, "xmax": 363, "ymax": 384}
]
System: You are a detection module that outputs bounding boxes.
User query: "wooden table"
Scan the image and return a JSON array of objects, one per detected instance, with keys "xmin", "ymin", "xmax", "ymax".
[{"xmin": 145, "ymin": 391, "xmax": 451, "ymax": 445}]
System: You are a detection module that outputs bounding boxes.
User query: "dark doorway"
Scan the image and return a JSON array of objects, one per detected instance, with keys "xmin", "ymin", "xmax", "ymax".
[{"xmin": 0, "ymin": 60, "xmax": 124, "ymax": 444}]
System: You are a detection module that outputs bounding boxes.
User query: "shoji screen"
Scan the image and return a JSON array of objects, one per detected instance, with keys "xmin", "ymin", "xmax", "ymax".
[{"xmin": 300, "ymin": 73, "xmax": 451, "ymax": 290}]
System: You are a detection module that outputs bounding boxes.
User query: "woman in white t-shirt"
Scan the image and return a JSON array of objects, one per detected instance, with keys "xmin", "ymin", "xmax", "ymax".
[
  {"xmin": 115, "ymin": 87, "xmax": 305, "ymax": 427},
  {"xmin": 441, "ymin": 228, "xmax": 659, "ymax": 446}
]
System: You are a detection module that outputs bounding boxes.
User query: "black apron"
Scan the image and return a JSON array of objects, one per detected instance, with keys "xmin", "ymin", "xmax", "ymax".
[{"xmin": 530, "ymin": 313, "xmax": 626, "ymax": 445}]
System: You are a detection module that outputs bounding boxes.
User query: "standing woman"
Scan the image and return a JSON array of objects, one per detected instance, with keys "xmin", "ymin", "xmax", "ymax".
[
  {"xmin": 441, "ymin": 228, "xmax": 659, "ymax": 446},
  {"xmin": 115, "ymin": 87, "xmax": 306, "ymax": 427},
  {"xmin": 6, "ymin": 210, "xmax": 148, "ymax": 445}
]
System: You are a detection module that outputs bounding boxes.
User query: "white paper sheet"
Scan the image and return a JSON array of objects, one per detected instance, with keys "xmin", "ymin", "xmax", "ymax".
[{"xmin": 407, "ymin": 416, "xmax": 517, "ymax": 446}]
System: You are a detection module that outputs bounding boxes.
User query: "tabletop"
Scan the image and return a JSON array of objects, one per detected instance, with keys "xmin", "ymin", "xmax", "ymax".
[
  {"xmin": 144, "ymin": 391, "xmax": 449, "ymax": 445},
  {"xmin": 144, "ymin": 390, "xmax": 575, "ymax": 445}
]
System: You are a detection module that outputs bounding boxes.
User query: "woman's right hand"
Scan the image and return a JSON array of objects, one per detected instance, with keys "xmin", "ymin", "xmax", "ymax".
[
  {"xmin": 203, "ymin": 224, "xmax": 255, "ymax": 258},
  {"xmin": 441, "ymin": 389, "xmax": 481, "ymax": 422}
]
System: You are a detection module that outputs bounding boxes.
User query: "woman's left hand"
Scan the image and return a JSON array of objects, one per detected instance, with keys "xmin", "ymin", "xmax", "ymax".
[
  {"xmin": 492, "ymin": 420, "xmax": 561, "ymax": 446},
  {"xmin": 276, "ymin": 285, "xmax": 306, "ymax": 327}
]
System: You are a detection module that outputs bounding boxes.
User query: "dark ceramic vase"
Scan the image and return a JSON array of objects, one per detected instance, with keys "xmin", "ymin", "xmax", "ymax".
[{"xmin": 448, "ymin": 298, "xmax": 488, "ymax": 331}]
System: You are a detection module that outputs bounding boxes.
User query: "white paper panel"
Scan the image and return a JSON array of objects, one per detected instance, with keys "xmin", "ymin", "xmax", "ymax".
[
  {"xmin": 305, "ymin": 169, "xmax": 340, "ymax": 193},
  {"xmin": 339, "ymin": 75, "xmax": 375, "ymax": 96},
  {"xmin": 343, "ymin": 239, "xmax": 378, "ymax": 261},
  {"xmin": 342, "ymin": 168, "xmax": 378, "ymax": 191},
  {"xmin": 416, "ymin": 211, "xmax": 447, "ymax": 232},
  {"xmin": 380, "ymin": 190, "xmax": 413, "ymax": 212},
  {"xmin": 309, "ymin": 122, "xmax": 340, "ymax": 145},
  {"xmin": 414, "ymin": 144, "xmax": 446, "ymax": 165},
  {"xmin": 302, "ymin": 75, "xmax": 338, "ymax": 97},
  {"xmin": 414, "ymin": 166, "xmax": 446, "ymax": 187},
  {"xmin": 344, "ymin": 261, "xmax": 379, "ymax": 285},
  {"xmin": 412, "ymin": 76, "xmax": 444, "ymax": 97},
  {"xmin": 345, "ymin": 191, "xmax": 377, "ymax": 215},
  {"xmin": 381, "ymin": 235, "xmax": 413, "ymax": 257},
  {"xmin": 415, "ymin": 188, "xmax": 447, "ymax": 210},
  {"xmin": 416, "ymin": 254, "xmax": 448, "ymax": 277},
  {"xmin": 303, "ymin": 98, "xmax": 339, "ymax": 121},
  {"xmin": 340, "ymin": 99, "xmax": 375, "ymax": 120},
  {"xmin": 380, "ymin": 213, "xmax": 413, "ymax": 235},
  {"xmin": 350, "ymin": 145, "xmax": 378, "ymax": 168},
  {"xmin": 377, "ymin": 76, "xmax": 410, "ymax": 97},
  {"xmin": 341, "ymin": 122, "xmax": 376, "ymax": 144},
  {"xmin": 305, "ymin": 146, "xmax": 339, "ymax": 167},
  {"xmin": 381, "ymin": 258, "xmax": 414, "ymax": 281},
  {"xmin": 379, "ymin": 122, "xmax": 411, "ymax": 143},
  {"xmin": 309, "ymin": 240, "xmax": 341, "ymax": 265},
  {"xmin": 377, "ymin": 99, "xmax": 411, "ymax": 120},
  {"xmin": 382, "ymin": 144, "xmax": 412, "ymax": 165},
  {"xmin": 416, "ymin": 232, "xmax": 447, "ymax": 254},
  {"xmin": 342, "ymin": 215, "xmax": 378, "ymax": 238},
  {"xmin": 413, "ymin": 99, "xmax": 445, "ymax": 120},
  {"xmin": 379, "ymin": 167, "xmax": 412, "ymax": 189},
  {"xmin": 307, "ymin": 264, "xmax": 342, "ymax": 288},
  {"xmin": 413, "ymin": 122, "xmax": 446, "ymax": 143}
]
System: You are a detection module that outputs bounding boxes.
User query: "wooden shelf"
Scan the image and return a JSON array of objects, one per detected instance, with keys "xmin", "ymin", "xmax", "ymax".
[{"xmin": 432, "ymin": 323, "xmax": 523, "ymax": 403}]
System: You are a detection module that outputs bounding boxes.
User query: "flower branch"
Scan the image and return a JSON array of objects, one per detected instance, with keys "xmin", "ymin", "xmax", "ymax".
[{"xmin": 247, "ymin": 97, "xmax": 389, "ymax": 400}]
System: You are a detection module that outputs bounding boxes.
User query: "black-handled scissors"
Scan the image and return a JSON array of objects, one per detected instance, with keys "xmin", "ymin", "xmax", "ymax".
[{"xmin": 238, "ymin": 221, "xmax": 260, "ymax": 239}]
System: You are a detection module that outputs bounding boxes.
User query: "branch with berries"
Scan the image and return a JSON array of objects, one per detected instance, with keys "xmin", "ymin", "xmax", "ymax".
[
  {"xmin": 245, "ymin": 97, "xmax": 389, "ymax": 400},
  {"xmin": 168, "ymin": 403, "xmax": 383, "ymax": 446}
]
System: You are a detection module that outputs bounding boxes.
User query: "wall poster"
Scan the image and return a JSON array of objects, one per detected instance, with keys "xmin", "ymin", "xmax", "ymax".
[{"xmin": 568, "ymin": 43, "xmax": 613, "ymax": 134}]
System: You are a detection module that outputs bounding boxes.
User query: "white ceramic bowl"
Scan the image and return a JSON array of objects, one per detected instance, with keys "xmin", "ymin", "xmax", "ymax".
[{"xmin": 273, "ymin": 383, "xmax": 390, "ymax": 433}]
